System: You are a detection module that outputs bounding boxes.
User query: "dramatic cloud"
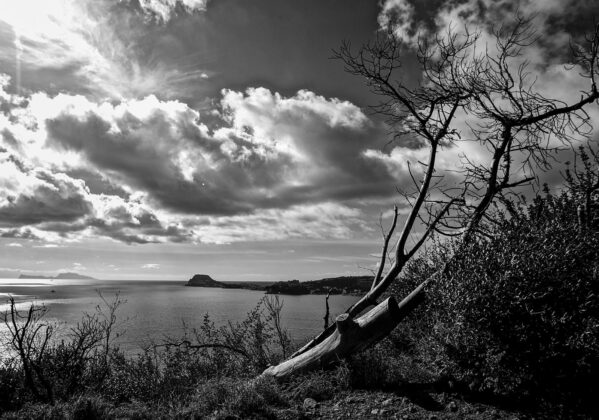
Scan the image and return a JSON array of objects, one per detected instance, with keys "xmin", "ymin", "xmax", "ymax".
[
  {"xmin": 40, "ymin": 87, "xmax": 402, "ymax": 215},
  {"xmin": 0, "ymin": 0, "xmax": 210, "ymax": 100},
  {"xmin": 378, "ymin": 0, "xmax": 599, "ymax": 56},
  {"xmin": 138, "ymin": 0, "xmax": 208, "ymax": 21},
  {"xmin": 375, "ymin": 0, "xmax": 599, "ymax": 176},
  {"xmin": 216, "ymin": 88, "xmax": 400, "ymax": 202},
  {"xmin": 0, "ymin": 74, "xmax": 408, "ymax": 244},
  {"xmin": 0, "ymin": 149, "xmax": 193, "ymax": 244},
  {"xmin": 0, "ymin": 152, "xmax": 92, "ymax": 226},
  {"xmin": 0, "ymin": 87, "xmax": 199, "ymax": 243},
  {"xmin": 2, "ymin": 0, "xmax": 596, "ymax": 251},
  {"xmin": 0, "ymin": 0, "xmax": 595, "ymax": 280}
]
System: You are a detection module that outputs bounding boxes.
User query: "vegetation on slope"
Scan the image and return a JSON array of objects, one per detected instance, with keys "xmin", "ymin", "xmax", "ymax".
[{"xmin": 391, "ymin": 183, "xmax": 599, "ymax": 418}]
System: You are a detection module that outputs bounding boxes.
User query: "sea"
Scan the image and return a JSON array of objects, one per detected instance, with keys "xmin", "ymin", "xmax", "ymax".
[{"xmin": 0, "ymin": 279, "xmax": 359, "ymax": 356}]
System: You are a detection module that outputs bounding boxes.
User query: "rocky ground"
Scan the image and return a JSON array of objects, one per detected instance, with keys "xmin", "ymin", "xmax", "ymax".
[{"xmin": 272, "ymin": 390, "xmax": 540, "ymax": 420}]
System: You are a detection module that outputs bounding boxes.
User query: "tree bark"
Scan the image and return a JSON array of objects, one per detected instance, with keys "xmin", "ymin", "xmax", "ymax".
[{"xmin": 262, "ymin": 287, "xmax": 425, "ymax": 379}]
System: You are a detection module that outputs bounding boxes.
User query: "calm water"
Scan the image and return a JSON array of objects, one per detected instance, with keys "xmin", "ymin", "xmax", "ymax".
[{"xmin": 0, "ymin": 279, "xmax": 358, "ymax": 355}]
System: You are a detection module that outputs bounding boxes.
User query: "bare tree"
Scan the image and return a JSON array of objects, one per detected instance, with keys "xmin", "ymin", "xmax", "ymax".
[
  {"xmin": 263, "ymin": 295, "xmax": 291, "ymax": 359},
  {"xmin": 263, "ymin": 16, "xmax": 599, "ymax": 379},
  {"xmin": 4, "ymin": 298, "xmax": 54, "ymax": 402}
]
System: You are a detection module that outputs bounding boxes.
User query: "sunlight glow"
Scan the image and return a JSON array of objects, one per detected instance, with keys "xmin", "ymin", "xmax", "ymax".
[
  {"xmin": 0, "ymin": 0, "xmax": 74, "ymax": 39},
  {"xmin": 0, "ymin": 0, "xmax": 210, "ymax": 99},
  {"xmin": 0, "ymin": 0, "xmax": 108, "ymax": 84},
  {"xmin": 0, "ymin": 0, "xmax": 75, "ymax": 93}
]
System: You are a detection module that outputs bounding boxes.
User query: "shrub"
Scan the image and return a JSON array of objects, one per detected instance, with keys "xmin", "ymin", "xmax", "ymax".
[
  {"xmin": 402, "ymin": 188, "xmax": 599, "ymax": 413},
  {"xmin": 346, "ymin": 339, "xmax": 430, "ymax": 389},
  {"xmin": 286, "ymin": 364, "xmax": 350, "ymax": 402},
  {"xmin": 70, "ymin": 396, "xmax": 114, "ymax": 420},
  {"xmin": 101, "ymin": 350, "xmax": 162, "ymax": 403},
  {"xmin": 0, "ymin": 402, "xmax": 67, "ymax": 420},
  {"xmin": 0, "ymin": 359, "xmax": 24, "ymax": 413},
  {"xmin": 223, "ymin": 377, "xmax": 282, "ymax": 419},
  {"xmin": 1, "ymin": 293, "xmax": 123, "ymax": 406}
]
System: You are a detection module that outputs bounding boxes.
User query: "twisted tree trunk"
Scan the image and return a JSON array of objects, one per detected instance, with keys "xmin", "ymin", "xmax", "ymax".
[{"xmin": 262, "ymin": 282, "xmax": 425, "ymax": 379}]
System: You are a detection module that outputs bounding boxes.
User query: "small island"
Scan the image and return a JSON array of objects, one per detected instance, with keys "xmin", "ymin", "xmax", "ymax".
[{"xmin": 185, "ymin": 274, "xmax": 372, "ymax": 295}]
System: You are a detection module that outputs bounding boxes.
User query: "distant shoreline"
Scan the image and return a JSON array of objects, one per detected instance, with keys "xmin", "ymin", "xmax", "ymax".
[{"xmin": 185, "ymin": 274, "xmax": 371, "ymax": 295}]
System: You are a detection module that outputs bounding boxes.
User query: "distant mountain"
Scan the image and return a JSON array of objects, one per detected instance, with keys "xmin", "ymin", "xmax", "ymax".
[
  {"xmin": 55, "ymin": 272, "xmax": 96, "ymax": 280},
  {"xmin": 18, "ymin": 272, "xmax": 96, "ymax": 280}
]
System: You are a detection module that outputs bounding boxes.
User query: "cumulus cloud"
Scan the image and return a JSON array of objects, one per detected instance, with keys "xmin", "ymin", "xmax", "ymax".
[
  {"xmin": 374, "ymin": 0, "xmax": 599, "ymax": 187},
  {"xmin": 0, "ymin": 152, "xmax": 93, "ymax": 226},
  {"xmin": 38, "ymin": 86, "xmax": 401, "ymax": 216},
  {"xmin": 138, "ymin": 0, "xmax": 208, "ymax": 21},
  {"xmin": 377, "ymin": 0, "xmax": 420, "ymax": 45},
  {"xmin": 216, "ymin": 88, "xmax": 398, "ymax": 203},
  {"xmin": 0, "ymin": 74, "xmax": 411, "ymax": 244},
  {"xmin": 378, "ymin": 0, "xmax": 599, "ymax": 59},
  {"xmin": 43, "ymin": 94, "xmax": 254, "ymax": 215},
  {"xmin": 0, "ymin": 84, "xmax": 202, "ymax": 244},
  {"xmin": 142, "ymin": 263, "xmax": 160, "ymax": 269}
]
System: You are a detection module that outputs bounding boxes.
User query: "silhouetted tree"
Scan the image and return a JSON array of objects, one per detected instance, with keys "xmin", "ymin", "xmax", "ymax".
[{"xmin": 264, "ymin": 16, "xmax": 599, "ymax": 378}]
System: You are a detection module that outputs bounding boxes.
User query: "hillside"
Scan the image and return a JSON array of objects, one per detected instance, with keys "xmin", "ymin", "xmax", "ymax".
[
  {"xmin": 55, "ymin": 272, "xmax": 96, "ymax": 280},
  {"xmin": 265, "ymin": 275, "xmax": 372, "ymax": 295}
]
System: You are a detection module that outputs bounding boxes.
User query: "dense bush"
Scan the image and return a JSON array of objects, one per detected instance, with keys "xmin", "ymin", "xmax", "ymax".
[
  {"xmin": 0, "ymin": 360, "xmax": 24, "ymax": 412},
  {"xmin": 393, "ymin": 187, "xmax": 599, "ymax": 414}
]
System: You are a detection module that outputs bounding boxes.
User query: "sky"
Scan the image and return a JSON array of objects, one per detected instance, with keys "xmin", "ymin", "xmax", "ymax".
[{"xmin": 0, "ymin": 0, "xmax": 598, "ymax": 281}]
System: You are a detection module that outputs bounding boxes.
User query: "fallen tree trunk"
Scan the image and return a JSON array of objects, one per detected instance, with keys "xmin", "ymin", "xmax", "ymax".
[
  {"xmin": 262, "ymin": 284, "xmax": 425, "ymax": 379},
  {"xmin": 289, "ymin": 273, "xmax": 432, "ymax": 360}
]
